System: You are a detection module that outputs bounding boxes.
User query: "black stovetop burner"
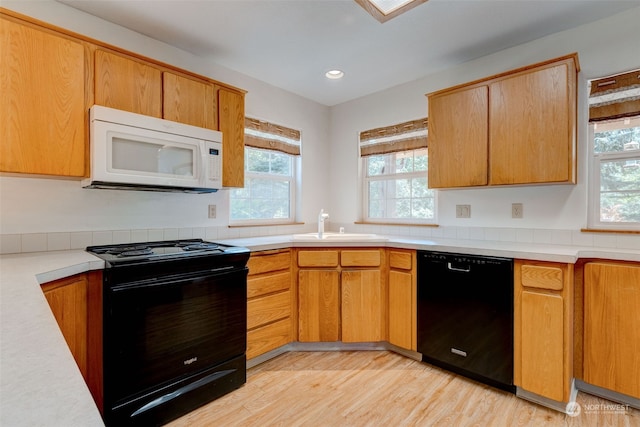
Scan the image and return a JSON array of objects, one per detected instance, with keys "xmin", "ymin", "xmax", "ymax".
[{"xmin": 87, "ymin": 239, "xmax": 245, "ymax": 266}]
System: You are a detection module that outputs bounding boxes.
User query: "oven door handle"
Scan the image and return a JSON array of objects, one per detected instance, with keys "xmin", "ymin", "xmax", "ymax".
[
  {"xmin": 129, "ymin": 369, "xmax": 237, "ymax": 418},
  {"xmin": 110, "ymin": 266, "xmax": 244, "ymax": 292}
]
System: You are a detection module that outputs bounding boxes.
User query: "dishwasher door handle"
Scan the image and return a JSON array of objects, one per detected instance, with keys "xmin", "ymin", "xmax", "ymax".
[{"xmin": 447, "ymin": 262, "xmax": 470, "ymax": 273}]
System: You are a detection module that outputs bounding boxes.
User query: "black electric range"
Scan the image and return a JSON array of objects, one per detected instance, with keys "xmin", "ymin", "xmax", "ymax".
[{"xmin": 87, "ymin": 239, "xmax": 250, "ymax": 426}]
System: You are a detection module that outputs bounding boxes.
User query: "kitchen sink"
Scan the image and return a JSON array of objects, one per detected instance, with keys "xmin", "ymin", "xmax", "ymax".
[{"xmin": 292, "ymin": 232, "xmax": 385, "ymax": 241}]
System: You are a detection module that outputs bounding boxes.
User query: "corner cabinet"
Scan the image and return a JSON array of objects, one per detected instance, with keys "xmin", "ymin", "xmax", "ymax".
[
  {"xmin": 514, "ymin": 260, "xmax": 574, "ymax": 403},
  {"xmin": 296, "ymin": 248, "xmax": 387, "ymax": 343},
  {"xmin": 246, "ymin": 249, "xmax": 294, "ymax": 360},
  {"xmin": 583, "ymin": 261, "xmax": 640, "ymax": 400},
  {"xmin": 1, "ymin": 14, "xmax": 87, "ymax": 177},
  {"xmin": 427, "ymin": 54, "xmax": 579, "ymax": 188}
]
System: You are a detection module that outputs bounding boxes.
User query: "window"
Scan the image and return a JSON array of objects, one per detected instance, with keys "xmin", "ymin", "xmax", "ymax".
[
  {"xmin": 230, "ymin": 118, "xmax": 300, "ymax": 224},
  {"xmin": 360, "ymin": 118, "xmax": 436, "ymax": 223},
  {"xmin": 588, "ymin": 69, "xmax": 640, "ymax": 231}
]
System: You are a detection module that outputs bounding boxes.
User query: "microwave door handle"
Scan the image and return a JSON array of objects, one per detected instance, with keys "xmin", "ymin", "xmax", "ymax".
[{"xmin": 200, "ymin": 140, "xmax": 208, "ymax": 186}]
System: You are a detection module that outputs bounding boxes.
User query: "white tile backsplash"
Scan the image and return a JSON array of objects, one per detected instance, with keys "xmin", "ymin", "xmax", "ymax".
[
  {"xmin": 112, "ymin": 230, "xmax": 131, "ymax": 244},
  {"xmin": 70, "ymin": 232, "xmax": 93, "ymax": 250},
  {"xmin": 21, "ymin": 233, "xmax": 47, "ymax": 252},
  {"xmin": 0, "ymin": 234, "xmax": 21, "ymax": 254},
  {"xmin": 47, "ymin": 232, "xmax": 70, "ymax": 251},
  {"xmin": 2, "ymin": 225, "xmax": 639, "ymax": 255}
]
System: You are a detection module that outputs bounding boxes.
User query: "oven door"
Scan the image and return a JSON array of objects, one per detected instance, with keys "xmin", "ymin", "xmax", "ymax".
[{"xmin": 103, "ymin": 266, "xmax": 247, "ymax": 411}]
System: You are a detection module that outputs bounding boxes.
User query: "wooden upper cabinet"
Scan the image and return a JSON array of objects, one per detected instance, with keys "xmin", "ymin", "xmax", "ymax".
[
  {"xmin": 163, "ymin": 72, "xmax": 217, "ymax": 130},
  {"xmin": 0, "ymin": 17, "xmax": 86, "ymax": 176},
  {"xmin": 427, "ymin": 54, "xmax": 578, "ymax": 188},
  {"xmin": 489, "ymin": 59, "xmax": 576, "ymax": 185},
  {"xmin": 94, "ymin": 49, "xmax": 162, "ymax": 117},
  {"xmin": 428, "ymin": 85, "xmax": 489, "ymax": 188},
  {"xmin": 217, "ymin": 87, "xmax": 245, "ymax": 188}
]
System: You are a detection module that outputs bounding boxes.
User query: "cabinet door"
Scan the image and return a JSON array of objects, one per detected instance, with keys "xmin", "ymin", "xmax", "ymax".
[
  {"xmin": 41, "ymin": 274, "xmax": 89, "ymax": 377},
  {"xmin": 489, "ymin": 60, "xmax": 575, "ymax": 185},
  {"xmin": 520, "ymin": 290, "xmax": 564, "ymax": 401},
  {"xmin": 298, "ymin": 270, "xmax": 340, "ymax": 342},
  {"xmin": 163, "ymin": 72, "xmax": 217, "ymax": 129},
  {"xmin": 427, "ymin": 85, "xmax": 489, "ymax": 188},
  {"xmin": 584, "ymin": 262, "xmax": 640, "ymax": 399},
  {"xmin": 1, "ymin": 18, "xmax": 86, "ymax": 176},
  {"xmin": 389, "ymin": 270, "xmax": 413, "ymax": 350},
  {"xmin": 94, "ymin": 49, "xmax": 162, "ymax": 117},
  {"xmin": 217, "ymin": 87, "xmax": 245, "ymax": 188},
  {"xmin": 342, "ymin": 270, "xmax": 383, "ymax": 342}
]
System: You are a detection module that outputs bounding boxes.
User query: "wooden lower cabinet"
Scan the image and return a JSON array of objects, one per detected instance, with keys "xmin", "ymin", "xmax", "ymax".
[
  {"xmin": 514, "ymin": 260, "xmax": 573, "ymax": 402},
  {"xmin": 583, "ymin": 262, "xmax": 640, "ymax": 399},
  {"xmin": 342, "ymin": 269, "xmax": 383, "ymax": 342},
  {"xmin": 41, "ymin": 270, "xmax": 103, "ymax": 411},
  {"xmin": 298, "ymin": 269, "xmax": 340, "ymax": 342},
  {"xmin": 388, "ymin": 250, "xmax": 416, "ymax": 351},
  {"xmin": 246, "ymin": 249, "xmax": 294, "ymax": 359},
  {"xmin": 296, "ymin": 248, "xmax": 387, "ymax": 343}
]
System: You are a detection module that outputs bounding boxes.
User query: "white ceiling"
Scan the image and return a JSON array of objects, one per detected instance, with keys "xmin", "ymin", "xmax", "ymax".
[{"xmin": 59, "ymin": 0, "xmax": 639, "ymax": 106}]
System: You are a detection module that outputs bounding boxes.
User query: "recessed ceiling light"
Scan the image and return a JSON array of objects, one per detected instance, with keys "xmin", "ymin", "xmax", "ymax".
[{"xmin": 325, "ymin": 70, "xmax": 345, "ymax": 79}]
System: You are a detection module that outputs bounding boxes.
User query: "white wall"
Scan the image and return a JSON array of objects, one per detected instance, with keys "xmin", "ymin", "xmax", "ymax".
[
  {"xmin": 329, "ymin": 6, "xmax": 640, "ymax": 230},
  {"xmin": 1, "ymin": 1, "xmax": 639, "ymax": 248},
  {"xmin": 0, "ymin": 0, "xmax": 331, "ymax": 236}
]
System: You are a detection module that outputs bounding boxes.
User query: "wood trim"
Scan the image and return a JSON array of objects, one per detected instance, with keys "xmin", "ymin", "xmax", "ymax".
[
  {"xmin": 580, "ymin": 228, "xmax": 640, "ymax": 235},
  {"xmin": 354, "ymin": 0, "xmax": 429, "ymax": 23},
  {"xmin": 228, "ymin": 222, "xmax": 304, "ymax": 228},
  {"xmin": 354, "ymin": 221, "xmax": 439, "ymax": 227},
  {"xmin": 426, "ymin": 53, "xmax": 580, "ymax": 98}
]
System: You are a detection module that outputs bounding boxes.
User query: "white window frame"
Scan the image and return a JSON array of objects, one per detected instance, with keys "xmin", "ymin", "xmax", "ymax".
[
  {"xmin": 587, "ymin": 118, "xmax": 640, "ymax": 231},
  {"xmin": 361, "ymin": 148, "xmax": 437, "ymax": 224},
  {"xmin": 229, "ymin": 146, "xmax": 299, "ymax": 226}
]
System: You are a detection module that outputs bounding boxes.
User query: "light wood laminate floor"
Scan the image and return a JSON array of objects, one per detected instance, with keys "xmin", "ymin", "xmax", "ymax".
[{"xmin": 168, "ymin": 351, "xmax": 639, "ymax": 427}]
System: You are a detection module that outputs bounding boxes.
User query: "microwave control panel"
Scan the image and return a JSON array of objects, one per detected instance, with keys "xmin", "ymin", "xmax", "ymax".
[{"xmin": 206, "ymin": 142, "xmax": 222, "ymax": 182}]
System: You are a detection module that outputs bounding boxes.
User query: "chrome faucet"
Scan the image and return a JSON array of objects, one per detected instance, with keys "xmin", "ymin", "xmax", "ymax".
[{"xmin": 318, "ymin": 209, "xmax": 329, "ymax": 239}]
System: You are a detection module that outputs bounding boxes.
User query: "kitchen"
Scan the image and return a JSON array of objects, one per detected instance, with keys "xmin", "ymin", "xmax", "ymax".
[{"xmin": 1, "ymin": 0, "xmax": 639, "ymax": 426}]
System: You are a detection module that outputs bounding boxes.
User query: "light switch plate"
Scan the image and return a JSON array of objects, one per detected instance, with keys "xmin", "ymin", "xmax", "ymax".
[
  {"xmin": 208, "ymin": 204, "xmax": 217, "ymax": 219},
  {"xmin": 456, "ymin": 204, "xmax": 471, "ymax": 218}
]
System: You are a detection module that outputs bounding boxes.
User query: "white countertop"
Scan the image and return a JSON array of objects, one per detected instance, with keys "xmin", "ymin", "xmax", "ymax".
[
  {"xmin": 0, "ymin": 251, "xmax": 105, "ymax": 427},
  {"xmin": 0, "ymin": 235, "xmax": 638, "ymax": 426}
]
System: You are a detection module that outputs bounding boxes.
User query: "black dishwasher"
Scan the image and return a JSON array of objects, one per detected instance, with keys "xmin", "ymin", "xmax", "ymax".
[{"xmin": 417, "ymin": 251, "xmax": 515, "ymax": 393}]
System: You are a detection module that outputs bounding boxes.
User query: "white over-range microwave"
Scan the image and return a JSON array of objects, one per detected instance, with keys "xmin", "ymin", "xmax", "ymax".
[{"xmin": 82, "ymin": 105, "xmax": 223, "ymax": 193}]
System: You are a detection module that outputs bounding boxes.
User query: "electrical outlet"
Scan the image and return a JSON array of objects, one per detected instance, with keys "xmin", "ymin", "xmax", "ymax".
[
  {"xmin": 455, "ymin": 204, "xmax": 471, "ymax": 218},
  {"xmin": 512, "ymin": 203, "xmax": 523, "ymax": 219},
  {"xmin": 208, "ymin": 204, "xmax": 217, "ymax": 219}
]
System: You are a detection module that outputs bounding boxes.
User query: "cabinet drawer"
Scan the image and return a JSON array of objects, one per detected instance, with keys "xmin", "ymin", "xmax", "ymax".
[
  {"xmin": 247, "ymin": 291, "xmax": 291, "ymax": 330},
  {"xmin": 248, "ymin": 271, "xmax": 291, "ymax": 299},
  {"xmin": 248, "ymin": 250, "xmax": 290, "ymax": 276},
  {"xmin": 341, "ymin": 250, "xmax": 381, "ymax": 267},
  {"xmin": 520, "ymin": 264, "xmax": 564, "ymax": 290},
  {"xmin": 389, "ymin": 251, "xmax": 412, "ymax": 270},
  {"xmin": 247, "ymin": 318, "xmax": 292, "ymax": 360},
  {"xmin": 298, "ymin": 250, "xmax": 339, "ymax": 267}
]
